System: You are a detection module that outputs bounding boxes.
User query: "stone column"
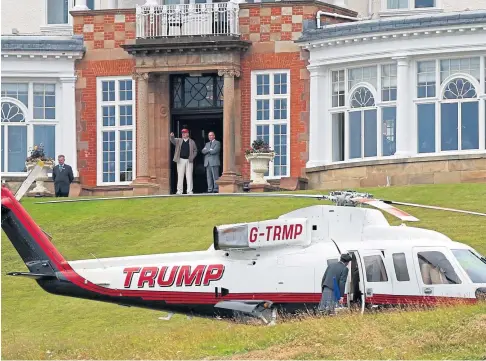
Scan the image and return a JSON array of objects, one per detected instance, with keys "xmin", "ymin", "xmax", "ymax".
[
  {"xmin": 133, "ymin": 71, "xmax": 150, "ymax": 184},
  {"xmin": 72, "ymin": 0, "xmax": 89, "ymax": 11},
  {"xmin": 307, "ymin": 66, "xmax": 329, "ymax": 168},
  {"xmin": 394, "ymin": 55, "xmax": 413, "ymax": 157},
  {"xmin": 216, "ymin": 68, "xmax": 243, "ymax": 193},
  {"xmin": 59, "ymin": 77, "xmax": 78, "ymax": 178}
]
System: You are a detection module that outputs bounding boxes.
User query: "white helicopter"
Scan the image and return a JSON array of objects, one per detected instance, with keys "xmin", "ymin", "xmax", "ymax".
[{"xmin": 2, "ymin": 162, "xmax": 486, "ymax": 325}]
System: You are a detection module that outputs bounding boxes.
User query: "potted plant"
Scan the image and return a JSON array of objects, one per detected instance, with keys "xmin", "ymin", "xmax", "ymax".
[
  {"xmin": 25, "ymin": 144, "xmax": 55, "ymax": 196},
  {"xmin": 245, "ymin": 139, "xmax": 275, "ymax": 185}
]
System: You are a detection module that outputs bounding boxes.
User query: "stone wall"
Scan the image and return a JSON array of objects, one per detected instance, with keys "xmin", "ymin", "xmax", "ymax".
[{"xmin": 306, "ymin": 154, "xmax": 486, "ymax": 190}]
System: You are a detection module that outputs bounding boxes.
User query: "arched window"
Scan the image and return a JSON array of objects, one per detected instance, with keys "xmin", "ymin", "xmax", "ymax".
[
  {"xmin": 349, "ymin": 86, "xmax": 378, "ymax": 159},
  {"xmin": 1, "ymin": 100, "xmax": 28, "ymax": 172},
  {"xmin": 440, "ymin": 77, "xmax": 479, "ymax": 151}
]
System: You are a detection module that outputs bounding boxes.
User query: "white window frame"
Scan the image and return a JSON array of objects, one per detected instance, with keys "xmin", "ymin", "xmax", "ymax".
[
  {"xmin": 250, "ymin": 69, "xmax": 290, "ymax": 179},
  {"xmin": 41, "ymin": 0, "xmax": 77, "ymax": 33},
  {"xmin": 96, "ymin": 76, "xmax": 136, "ymax": 186},
  {"xmin": 414, "ymin": 55, "xmax": 486, "ymax": 155},
  {"xmin": 1, "ymin": 81, "xmax": 59, "ymax": 176},
  {"xmin": 380, "ymin": 0, "xmax": 442, "ymax": 16}
]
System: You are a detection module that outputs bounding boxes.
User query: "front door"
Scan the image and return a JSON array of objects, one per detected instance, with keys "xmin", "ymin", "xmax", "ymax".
[
  {"xmin": 357, "ymin": 250, "xmax": 394, "ymax": 305},
  {"xmin": 170, "ymin": 114, "xmax": 223, "ymax": 194}
]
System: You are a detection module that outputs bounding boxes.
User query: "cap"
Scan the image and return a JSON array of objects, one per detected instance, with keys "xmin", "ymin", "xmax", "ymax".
[
  {"xmin": 181, "ymin": 128, "xmax": 189, "ymax": 133},
  {"xmin": 340, "ymin": 253, "xmax": 352, "ymax": 263}
]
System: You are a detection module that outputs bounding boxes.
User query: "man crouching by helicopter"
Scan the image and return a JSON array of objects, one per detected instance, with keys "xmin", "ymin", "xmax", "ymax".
[{"xmin": 318, "ymin": 253, "xmax": 352, "ymax": 315}]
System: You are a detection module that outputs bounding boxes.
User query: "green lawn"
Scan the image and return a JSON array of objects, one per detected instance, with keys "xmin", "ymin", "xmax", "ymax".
[{"xmin": 2, "ymin": 183, "xmax": 486, "ymax": 360}]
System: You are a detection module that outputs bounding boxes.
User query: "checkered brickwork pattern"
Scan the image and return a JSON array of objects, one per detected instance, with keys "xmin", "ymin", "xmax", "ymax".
[{"xmin": 73, "ymin": 12, "xmax": 136, "ymax": 50}]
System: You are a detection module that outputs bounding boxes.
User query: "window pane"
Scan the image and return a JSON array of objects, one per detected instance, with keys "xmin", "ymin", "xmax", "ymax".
[
  {"xmin": 452, "ymin": 249, "xmax": 486, "ymax": 283},
  {"xmin": 102, "ymin": 81, "xmax": 115, "ymax": 102},
  {"xmin": 119, "ymin": 130, "xmax": 133, "ymax": 182},
  {"xmin": 418, "ymin": 103, "xmax": 435, "ymax": 153},
  {"xmin": 256, "ymin": 125, "xmax": 270, "ymax": 177},
  {"xmin": 34, "ymin": 125, "xmax": 56, "ymax": 160},
  {"xmin": 274, "ymin": 73, "xmax": 287, "ymax": 95},
  {"xmin": 418, "ymin": 251, "xmax": 461, "ymax": 284},
  {"xmin": 461, "ymin": 102, "xmax": 479, "ymax": 150},
  {"xmin": 273, "ymin": 124, "xmax": 287, "ymax": 177},
  {"xmin": 7, "ymin": 126, "xmax": 28, "ymax": 172},
  {"xmin": 102, "ymin": 106, "xmax": 116, "ymax": 127},
  {"xmin": 415, "ymin": 0, "xmax": 434, "ymax": 7},
  {"xmin": 33, "ymin": 84, "xmax": 56, "ymax": 120},
  {"xmin": 1, "ymin": 126, "xmax": 4, "ymax": 172},
  {"xmin": 382, "ymin": 107, "xmax": 396, "ymax": 156},
  {"xmin": 256, "ymin": 75, "xmax": 269, "ymax": 96},
  {"xmin": 119, "ymin": 105, "xmax": 133, "ymax": 126},
  {"xmin": 1, "ymin": 83, "xmax": 28, "ymax": 107},
  {"xmin": 392, "ymin": 253, "xmax": 410, "ymax": 281},
  {"xmin": 441, "ymin": 103, "xmax": 458, "ymax": 151},
  {"xmin": 274, "ymin": 99, "xmax": 287, "ymax": 120},
  {"xmin": 332, "ymin": 113, "xmax": 345, "ymax": 162},
  {"xmin": 87, "ymin": 0, "xmax": 95, "ymax": 10},
  {"xmin": 349, "ymin": 111, "xmax": 361, "ymax": 159},
  {"xmin": 119, "ymin": 80, "xmax": 132, "ymax": 101},
  {"xmin": 364, "ymin": 255, "xmax": 388, "ymax": 282},
  {"xmin": 364, "ymin": 109, "xmax": 377, "ymax": 157},
  {"xmin": 47, "ymin": 0, "xmax": 68, "ymax": 24},
  {"xmin": 417, "ymin": 61, "xmax": 436, "ymax": 98},
  {"xmin": 102, "ymin": 131, "xmax": 116, "ymax": 183},
  {"xmin": 256, "ymin": 100, "xmax": 269, "ymax": 121},
  {"xmin": 332, "ymin": 70, "xmax": 345, "ymax": 108}
]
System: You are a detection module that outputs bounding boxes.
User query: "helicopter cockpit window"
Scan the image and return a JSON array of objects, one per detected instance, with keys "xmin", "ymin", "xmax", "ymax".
[
  {"xmin": 363, "ymin": 255, "xmax": 388, "ymax": 282},
  {"xmin": 392, "ymin": 253, "xmax": 410, "ymax": 282},
  {"xmin": 418, "ymin": 251, "xmax": 462, "ymax": 285},
  {"xmin": 451, "ymin": 249, "xmax": 486, "ymax": 284}
]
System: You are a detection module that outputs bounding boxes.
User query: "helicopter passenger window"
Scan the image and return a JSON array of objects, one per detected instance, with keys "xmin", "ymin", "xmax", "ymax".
[
  {"xmin": 363, "ymin": 255, "xmax": 388, "ymax": 282},
  {"xmin": 418, "ymin": 251, "xmax": 462, "ymax": 285},
  {"xmin": 392, "ymin": 253, "xmax": 410, "ymax": 282}
]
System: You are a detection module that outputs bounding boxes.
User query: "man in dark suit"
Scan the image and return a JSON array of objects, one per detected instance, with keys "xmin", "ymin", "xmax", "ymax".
[
  {"xmin": 52, "ymin": 155, "xmax": 74, "ymax": 197},
  {"xmin": 318, "ymin": 253, "xmax": 352, "ymax": 314},
  {"xmin": 201, "ymin": 131, "xmax": 221, "ymax": 193}
]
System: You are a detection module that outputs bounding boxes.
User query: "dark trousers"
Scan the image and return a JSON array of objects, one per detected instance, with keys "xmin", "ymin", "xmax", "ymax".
[
  {"xmin": 206, "ymin": 165, "xmax": 220, "ymax": 193},
  {"xmin": 55, "ymin": 184, "xmax": 70, "ymax": 197}
]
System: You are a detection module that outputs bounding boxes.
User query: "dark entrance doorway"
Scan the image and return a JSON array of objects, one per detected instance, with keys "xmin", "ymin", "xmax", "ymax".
[
  {"xmin": 170, "ymin": 113, "xmax": 223, "ymax": 194},
  {"xmin": 169, "ymin": 73, "xmax": 224, "ymax": 194}
]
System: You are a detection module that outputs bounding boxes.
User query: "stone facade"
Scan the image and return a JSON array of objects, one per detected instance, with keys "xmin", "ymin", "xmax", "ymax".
[{"xmin": 306, "ymin": 154, "xmax": 486, "ymax": 190}]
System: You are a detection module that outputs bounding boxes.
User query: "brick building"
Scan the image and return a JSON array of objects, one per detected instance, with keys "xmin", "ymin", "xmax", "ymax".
[{"xmin": 70, "ymin": 0, "xmax": 357, "ymax": 196}]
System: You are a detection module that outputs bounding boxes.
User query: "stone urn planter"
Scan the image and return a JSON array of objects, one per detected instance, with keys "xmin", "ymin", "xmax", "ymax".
[
  {"xmin": 25, "ymin": 159, "xmax": 55, "ymax": 197},
  {"xmin": 245, "ymin": 152, "xmax": 275, "ymax": 185}
]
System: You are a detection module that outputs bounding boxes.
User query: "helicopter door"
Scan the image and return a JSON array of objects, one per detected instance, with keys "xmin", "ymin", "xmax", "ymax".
[
  {"xmin": 347, "ymin": 251, "xmax": 365, "ymax": 310},
  {"xmin": 357, "ymin": 250, "xmax": 394, "ymax": 305},
  {"xmin": 412, "ymin": 246, "xmax": 470, "ymax": 299}
]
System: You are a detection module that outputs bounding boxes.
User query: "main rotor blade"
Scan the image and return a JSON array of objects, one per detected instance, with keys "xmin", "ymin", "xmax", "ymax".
[
  {"xmin": 15, "ymin": 161, "xmax": 45, "ymax": 201},
  {"xmin": 382, "ymin": 200, "xmax": 486, "ymax": 217},
  {"xmin": 34, "ymin": 192, "xmax": 332, "ymax": 204},
  {"xmin": 352, "ymin": 197, "xmax": 419, "ymax": 222}
]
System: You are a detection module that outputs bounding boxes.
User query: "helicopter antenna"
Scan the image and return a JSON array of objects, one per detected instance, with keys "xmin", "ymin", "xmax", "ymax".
[
  {"xmin": 90, "ymin": 253, "xmax": 106, "ymax": 269},
  {"xmin": 330, "ymin": 238, "xmax": 342, "ymax": 255}
]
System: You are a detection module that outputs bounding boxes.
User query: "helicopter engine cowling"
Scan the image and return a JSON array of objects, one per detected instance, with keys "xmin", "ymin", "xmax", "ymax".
[{"xmin": 213, "ymin": 218, "xmax": 311, "ymax": 250}]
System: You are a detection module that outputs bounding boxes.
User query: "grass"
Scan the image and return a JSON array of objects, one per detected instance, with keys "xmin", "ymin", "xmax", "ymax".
[{"xmin": 2, "ymin": 183, "xmax": 486, "ymax": 360}]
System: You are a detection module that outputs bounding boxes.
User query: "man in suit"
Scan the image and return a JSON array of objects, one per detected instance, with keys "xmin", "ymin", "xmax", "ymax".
[
  {"xmin": 52, "ymin": 155, "xmax": 74, "ymax": 197},
  {"xmin": 170, "ymin": 128, "xmax": 198, "ymax": 195},
  {"xmin": 318, "ymin": 253, "xmax": 352, "ymax": 314},
  {"xmin": 201, "ymin": 131, "xmax": 221, "ymax": 193}
]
